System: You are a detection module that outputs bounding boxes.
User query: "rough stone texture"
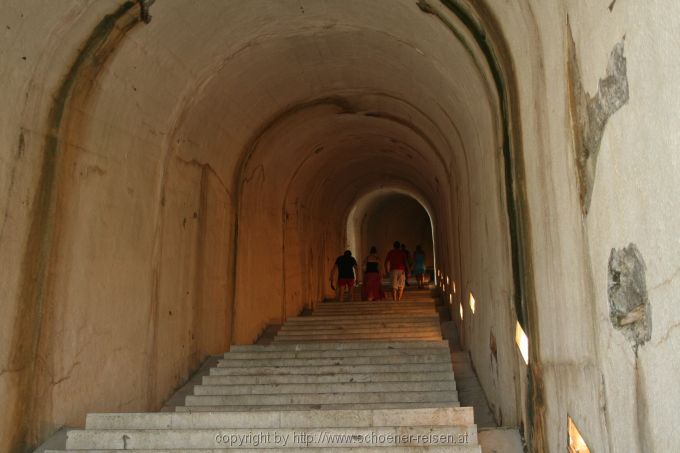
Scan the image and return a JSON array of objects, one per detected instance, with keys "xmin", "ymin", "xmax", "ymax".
[
  {"xmin": 568, "ymin": 26, "xmax": 630, "ymax": 214},
  {"xmin": 608, "ymin": 243, "xmax": 651, "ymax": 349}
]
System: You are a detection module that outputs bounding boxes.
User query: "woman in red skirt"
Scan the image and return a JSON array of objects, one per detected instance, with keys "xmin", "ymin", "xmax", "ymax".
[{"xmin": 361, "ymin": 246, "xmax": 385, "ymax": 301}]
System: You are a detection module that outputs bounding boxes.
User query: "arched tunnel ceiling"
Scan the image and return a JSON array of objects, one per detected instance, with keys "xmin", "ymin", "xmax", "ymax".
[{"xmin": 124, "ymin": 0, "xmax": 504, "ymax": 216}]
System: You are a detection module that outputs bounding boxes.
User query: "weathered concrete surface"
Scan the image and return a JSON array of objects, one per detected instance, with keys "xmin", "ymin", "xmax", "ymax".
[
  {"xmin": 608, "ymin": 243, "xmax": 651, "ymax": 349},
  {"xmin": 483, "ymin": 1, "xmax": 680, "ymax": 451},
  {"xmin": 568, "ymin": 28, "xmax": 630, "ymax": 213},
  {"xmin": 0, "ymin": 0, "xmax": 678, "ymax": 452}
]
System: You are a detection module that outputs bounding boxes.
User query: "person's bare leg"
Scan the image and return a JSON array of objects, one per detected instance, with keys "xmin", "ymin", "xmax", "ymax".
[
  {"xmin": 392, "ymin": 288, "xmax": 397, "ymax": 301},
  {"xmin": 398, "ymin": 287, "xmax": 404, "ymax": 301},
  {"xmin": 349, "ymin": 285, "xmax": 354, "ymax": 302},
  {"xmin": 339, "ymin": 285, "xmax": 345, "ymax": 302}
]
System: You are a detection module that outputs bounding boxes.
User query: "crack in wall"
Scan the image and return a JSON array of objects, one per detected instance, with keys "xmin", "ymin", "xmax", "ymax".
[
  {"xmin": 174, "ymin": 156, "xmax": 230, "ymax": 193},
  {"xmin": 652, "ymin": 320, "xmax": 680, "ymax": 347},
  {"xmin": 49, "ymin": 361, "xmax": 81, "ymax": 387},
  {"xmin": 649, "ymin": 265, "xmax": 680, "ymax": 292},
  {"xmin": 0, "ymin": 129, "xmax": 26, "ymax": 241},
  {"xmin": 0, "ymin": 367, "xmax": 28, "ymax": 378},
  {"xmin": 568, "ymin": 22, "xmax": 629, "ymax": 214}
]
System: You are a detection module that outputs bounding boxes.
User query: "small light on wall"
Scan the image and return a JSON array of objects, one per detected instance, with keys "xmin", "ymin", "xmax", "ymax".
[
  {"xmin": 453, "ymin": 281, "xmax": 456, "ymax": 293},
  {"xmin": 459, "ymin": 302, "xmax": 464, "ymax": 320},
  {"xmin": 468, "ymin": 292, "xmax": 476, "ymax": 314},
  {"xmin": 446, "ymin": 276, "xmax": 450, "ymax": 285},
  {"xmin": 568, "ymin": 416, "xmax": 591, "ymax": 453},
  {"xmin": 449, "ymin": 293, "xmax": 453, "ymax": 304},
  {"xmin": 515, "ymin": 322, "xmax": 529, "ymax": 365}
]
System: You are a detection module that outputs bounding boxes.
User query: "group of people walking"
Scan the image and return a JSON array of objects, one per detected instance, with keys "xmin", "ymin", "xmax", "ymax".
[{"xmin": 330, "ymin": 241, "xmax": 427, "ymax": 302}]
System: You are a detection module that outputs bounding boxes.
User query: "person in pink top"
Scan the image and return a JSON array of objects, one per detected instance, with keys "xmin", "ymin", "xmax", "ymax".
[{"xmin": 384, "ymin": 241, "xmax": 408, "ymax": 301}]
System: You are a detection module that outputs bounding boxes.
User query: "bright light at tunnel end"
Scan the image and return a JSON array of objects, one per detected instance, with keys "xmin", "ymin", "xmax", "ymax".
[{"xmin": 515, "ymin": 322, "xmax": 529, "ymax": 365}]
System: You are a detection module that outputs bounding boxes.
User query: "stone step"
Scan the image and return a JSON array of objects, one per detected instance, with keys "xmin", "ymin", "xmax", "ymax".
[
  {"xmin": 281, "ymin": 321, "xmax": 440, "ymax": 328},
  {"xmin": 184, "ymin": 390, "xmax": 459, "ymax": 407},
  {"xmin": 273, "ymin": 339, "xmax": 443, "ymax": 344},
  {"xmin": 285, "ymin": 316, "xmax": 439, "ymax": 323},
  {"xmin": 85, "ymin": 407, "xmax": 475, "ymax": 429},
  {"xmin": 315, "ymin": 301, "xmax": 435, "ymax": 305},
  {"xmin": 176, "ymin": 401, "xmax": 462, "ymax": 412},
  {"xmin": 318, "ymin": 300, "xmax": 435, "ymax": 305},
  {"xmin": 276, "ymin": 328, "xmax": 442, "ymax": 337},
  {"xmin": 313, "ymin": 307, "xmax": 435, "ymax": 312},
  {"xmin": 203, "ymin": 370, "xmax": 456, "ymax": 385},
  {"xmin": 313, "ymin": 309, "xmax": 436, "ymax": 313},
  {"xmin": 286, "ymin": 320, "xmax": 440, "ymax": 332},
  {"xmin": 65, "ymin": 426, "xmax": 477, "ymax": 449},
  {"xmin": 316, "ymin": 300, "xmax": 434, "ymax": 304},
  {"xmin": 279, "ymin": 324, "xmax": 441, "ymax": 331},
  {"xmin": 307, "ymin": 308, "xmax": 438, "ymax": 318},
  {"xmin": 209, "ymin": 362, "xmax": 451, "ymax": 376},
  {"xmin": 273, "ymin": 331, "xmax": 442, "ymax": 338},
  {"xmin": 229, "ymin": 340, "xmax": 449, "ymax": 352},
  {"xmin": 280, "ymin": 322, "xmax": 440, "ymax": 330},
  {"xmin": 222, "ymin": 347, "xmax": 450, "ymax": 360},
  {"xmin": 278, "ymin": 326, "xmax": 440, "ymax": 331},
  {"xmin": 318, "ymin": 300, "xmax": 435, "ymax": 303},
  {"xmin": 193, "ymin": 380, "xmax": 456, "ymax": 396},
  {"xmin": 312, "ymin": 308, "xmax": 436, "ymax": 314},
  {"xmin": 216, "ymin": 355, "xmax": 449, "ymax": 368},
  {"xmin": 50, "ymin": 447, "xmax": 480, "ymax": 452}
]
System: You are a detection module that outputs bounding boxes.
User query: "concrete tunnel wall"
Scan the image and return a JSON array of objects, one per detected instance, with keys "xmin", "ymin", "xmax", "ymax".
[{"xmin": 1, "ymin": 1, "xmax": 679, "ymax": 452}]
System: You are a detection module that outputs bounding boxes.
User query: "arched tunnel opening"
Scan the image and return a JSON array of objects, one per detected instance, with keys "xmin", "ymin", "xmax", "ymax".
[
  {"xmin": 347, "ymin": 189, "xmax": 437, "ymax": 285},
  {"xmin": 2, "ymin": 1, "xmax": 679, "ymax": 452}
]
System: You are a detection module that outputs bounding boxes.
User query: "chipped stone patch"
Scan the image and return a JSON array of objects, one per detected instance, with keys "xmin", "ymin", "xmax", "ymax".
[{"xmin": 568, "ymin": 24, "xmax": 629, "ymax": 214}]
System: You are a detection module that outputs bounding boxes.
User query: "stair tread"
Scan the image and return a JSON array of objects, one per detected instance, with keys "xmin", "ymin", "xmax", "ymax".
[{"xmin": 176, "ymin": 401, "xmax": 463, "ymax": 412}]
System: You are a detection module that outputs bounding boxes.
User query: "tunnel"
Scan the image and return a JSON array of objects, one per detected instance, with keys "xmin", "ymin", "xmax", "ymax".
[{"xmin": 1, "ymin": 1, "xmax": 679, "ymax": 452}]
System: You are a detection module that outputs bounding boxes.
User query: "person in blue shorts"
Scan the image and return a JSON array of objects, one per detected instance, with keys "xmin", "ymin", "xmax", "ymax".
[{"xmin": 413, "ymin": 244, "xmax": 427, "ymax": 289}]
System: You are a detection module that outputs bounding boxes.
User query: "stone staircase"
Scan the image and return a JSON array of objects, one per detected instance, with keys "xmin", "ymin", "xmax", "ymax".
[{"xmin": 48, "ymin": 291, "xmax": 481, "ymax": 451}]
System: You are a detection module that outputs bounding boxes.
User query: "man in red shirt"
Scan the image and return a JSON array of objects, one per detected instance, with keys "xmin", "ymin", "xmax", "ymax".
[{"xmin": 384, "ymin": 241, "xmax": 408, "ymax": 301}]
